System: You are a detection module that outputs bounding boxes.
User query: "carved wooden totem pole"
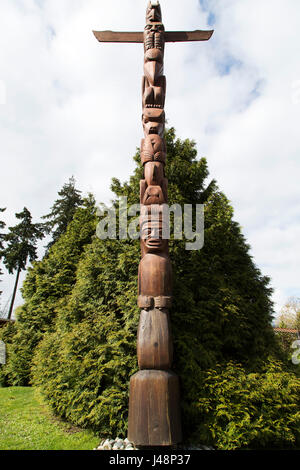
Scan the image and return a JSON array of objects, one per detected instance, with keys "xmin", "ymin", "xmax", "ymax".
[
  {"xmin": 129, "ymin": 3, "xmax": 180, "ymax": 447},
  {"xmin": 93, "ymin": 0, "xmax": 213, "ymax": 447}
]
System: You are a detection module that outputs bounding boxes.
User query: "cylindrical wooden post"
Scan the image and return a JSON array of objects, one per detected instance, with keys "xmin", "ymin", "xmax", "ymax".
[{"xmin": 128, "ymin": 1, "xmax": 182, "ymax": 447}]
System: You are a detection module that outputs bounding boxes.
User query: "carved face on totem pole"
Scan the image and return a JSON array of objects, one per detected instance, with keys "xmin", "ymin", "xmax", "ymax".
[
  {"xmin": 144, "ymin": 23, "xmax": 165, "ymax": 55},
  {"xmin": 142, "ymin": 108, "xmax": 165, "ymax": 137},
  {"xmin": 141, "ymin": 134, "xmax": 166, "ymax": 165},
  {"xmin": 140, "ymin": 213, "xmax": 168, "ymax": 255},
  {"xmin": 143, "ymin": 75, "xmax": 166, "ymax": 109},
  {"xmin": 144, "ymin": 5, "xmax": 165, "ymax": 70},
  {"xmin": 140, "ymin": 161, "xmax": 168, "ymax": 205},
  {"xmin": 146, "ymin": 1, "xmax": 162, "ymax": 23}
]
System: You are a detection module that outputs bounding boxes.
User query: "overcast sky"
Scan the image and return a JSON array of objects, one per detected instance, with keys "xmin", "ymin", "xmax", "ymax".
[{"xmin": 0, "ymin": 0, "xmax": 299, "ymax": 318}]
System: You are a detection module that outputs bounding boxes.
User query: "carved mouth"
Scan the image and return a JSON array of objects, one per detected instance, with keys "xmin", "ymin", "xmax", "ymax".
[
  {"xmin": 145, "ymin": 104, "xmax": 164, "ymax": 109},
  {"xmin": 146, "ymin": 239, "xmax": 162, "ymax": 247}
]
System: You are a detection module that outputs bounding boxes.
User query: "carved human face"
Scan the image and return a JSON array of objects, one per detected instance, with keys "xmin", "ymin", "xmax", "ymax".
[
  {"xmin": 141, "ymin": 218, "xmax": 168, "ymax": 254},
  {"xmin": 144, "ymin": 23, "xmax": 165, "ymax": 53}
]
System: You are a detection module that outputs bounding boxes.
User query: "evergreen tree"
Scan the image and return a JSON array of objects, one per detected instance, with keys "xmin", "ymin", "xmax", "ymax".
[
  {"xmin": 2, "ymin": 208, "xmax": 45, "ymax": 319},
  {"xmin": 42, "ymin": 176, "xmax": 84, "ymax": 249},
  {"xmin": 0, "ymin": 198, "xmax": 97, "ymax": 385},
  {"xmin": 3, "ymin": 128, "xmax": 295, "ymax": 448},
  {"xmin": 29, "ymin": 128, "xmax": 280, "ymax": 440},
  {"xmin": 0, "ymin": 208, "xmax": 6, "ymax": 298}
]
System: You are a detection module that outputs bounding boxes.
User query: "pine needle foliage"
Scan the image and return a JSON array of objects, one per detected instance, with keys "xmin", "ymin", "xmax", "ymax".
[
  {"xmin": 42, "ymin": 176, "xmax": 84, "ymax": 249},
  {"xmin": 2, "ymin": 128, "xmax": 296, "ymax": 447},
  {"xmin": 0, "ymin": 199, "xmax": 97, "ymax": 385},
  {"xmin": 195, "ymin": 361, "xmax": 300, "ymax": 449}
]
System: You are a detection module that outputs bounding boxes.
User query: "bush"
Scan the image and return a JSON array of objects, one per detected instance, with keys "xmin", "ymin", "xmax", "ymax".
[
  {"xmin": 1, "ymin": 204, "xmax": 97, "ymax": 386},
  {"xmin": 195, "ymin": 360, "xmax": 300, "ymax": 449},
  {"xmin": 6, "ymin": 128, "xmax": 287, "ymax": 444},
  {"xmin": 0, "ymin": 319, "xmax": 17, "ymax": 387}
]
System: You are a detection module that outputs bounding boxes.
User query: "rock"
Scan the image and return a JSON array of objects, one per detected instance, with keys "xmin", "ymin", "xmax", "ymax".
[{"xmin": 95, "ymin": 437, "xmax": 136, "ymax": 451}]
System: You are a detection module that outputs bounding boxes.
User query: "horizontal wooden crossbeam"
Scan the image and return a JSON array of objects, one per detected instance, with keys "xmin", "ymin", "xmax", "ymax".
[{"xmin": 93, "ymin": 30, "xmax": 214, "ymax": 44}]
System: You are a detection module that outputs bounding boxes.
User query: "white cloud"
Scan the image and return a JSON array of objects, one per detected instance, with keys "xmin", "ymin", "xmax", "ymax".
[{"xmin": 0, "ymin": 0, "xmax": 299, "ymax": 318}]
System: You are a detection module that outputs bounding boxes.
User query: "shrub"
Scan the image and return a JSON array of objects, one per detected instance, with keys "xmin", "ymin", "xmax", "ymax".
[
  {"xmin": 31, "ymin": 129, "xmax": 281, "ymax": 440},
  {"xmin": 195, "ymin": 360, "xmax": 300, "ymax": 449}
]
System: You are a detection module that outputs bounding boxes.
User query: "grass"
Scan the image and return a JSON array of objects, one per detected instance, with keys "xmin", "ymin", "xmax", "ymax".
[{"xmin": 0, "ymin": 387, "xmax": 100, "ymax": 450}]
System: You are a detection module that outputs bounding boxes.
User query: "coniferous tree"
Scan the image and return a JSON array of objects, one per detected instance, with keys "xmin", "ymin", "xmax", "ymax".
[
  {"xmin": 42, "ymin": 176, "xmax": 84, "ymax": 249},
  {"xmin": 3, "ymin": 208, "xmax": 45, "ymax": 319},
  {"xmin": 0, "ymin": 198, "xmax": 97, "ymax": 385},
  {"xmin": 2, "ymin": 129, "xmax": 295, "ymax": 448},
  {"xmin": 29, "ymin": 128, "xmax": 279, "ymax": 438}
]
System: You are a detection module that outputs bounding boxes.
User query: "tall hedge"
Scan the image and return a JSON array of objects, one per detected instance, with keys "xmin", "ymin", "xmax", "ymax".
[
  {"xmin": 0, "ymin": 201, "xmax": 97, "ymax": 386},
  {"xmin": 26, "ymin": 128, "xmax": 290, "ymax": 445}
]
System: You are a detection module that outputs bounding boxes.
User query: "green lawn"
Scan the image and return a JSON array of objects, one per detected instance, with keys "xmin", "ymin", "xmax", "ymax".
[{"xmin": 0, "ymin": 387, "xmax": 100, "ymax": 450}]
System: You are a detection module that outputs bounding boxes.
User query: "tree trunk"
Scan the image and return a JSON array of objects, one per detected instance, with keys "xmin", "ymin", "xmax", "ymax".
[{"xmin": 8, "ymin": 267, "xmax": 21, "ymax": 320}]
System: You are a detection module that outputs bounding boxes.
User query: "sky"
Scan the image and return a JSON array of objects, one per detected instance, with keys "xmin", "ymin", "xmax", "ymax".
[{"xmin": 0, "ymin": 0, "xmax": 299, "ymax": 319}]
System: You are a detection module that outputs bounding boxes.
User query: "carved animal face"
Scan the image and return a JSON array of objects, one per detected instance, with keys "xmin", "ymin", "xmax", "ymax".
[
  {"xmin": 142, "ymin": 109, "xmax": 165, "ymax": 137},
  {"xmin": 143, "ymin": 61, "xmax": 164, "ymax": 89},
  {"xmin": 146, "ymin": 2, "xmax": 162, "ymax": 23},
  {"xmin": 144, "ymin": 162, "xmax": 164, "ymax": 186},
  {"xmin": 143, "ymin": 75, "xmax": 166, "ymax": 108},
  {"xmin": 142, "ymin": 185, "xmax": 166, "ymax": 205},
  {"xmin": 141, "ymin": 135, "xmax": 166, "ymax": 165}
]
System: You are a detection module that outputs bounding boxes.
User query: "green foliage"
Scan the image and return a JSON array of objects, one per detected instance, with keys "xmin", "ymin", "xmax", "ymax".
[
  {"xmin": 195, "ymin": 361, "xmax": 300, "ymax": 450},
  {"xmin": 0, "ymin": 319, "xmax": 17, "ymax": 387},
  {"xmin": 274, "ymin": 331, "xmax": 299, "ymax": 358},
  {"xmin": 2, "ymin": 208, "xmax": 45, "ymax": 273},
  {"xmin": 4, "ymin": 128, "xmax": 295, "ymax": 447},
  {"xmin": 42, "ymin": 176, "xmax": 84, "ymax": 249},
  {"xmin": 1, "ymin": 201, "xmax": 97, "ymax": 385},
  {"xmin": 32, "ymin": 236, "xmax": 140, "ymax": 436},
  {"xmin": 27, "ymin": 128, "xmax": 285, "ymax": 444}
]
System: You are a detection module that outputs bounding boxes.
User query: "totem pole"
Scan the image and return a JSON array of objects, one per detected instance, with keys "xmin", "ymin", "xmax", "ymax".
[
  {"xmin": 128, "ymin": 3, "xmax": 180, "ymax": 447},
  {"xmin": 93, "ymin": 0, "xmax": 213, "ymax": 447}
]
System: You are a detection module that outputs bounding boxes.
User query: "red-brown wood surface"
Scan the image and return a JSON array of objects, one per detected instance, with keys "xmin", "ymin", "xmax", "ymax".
[
  {"xmin": 93, "ymin": 30, "xmax": 213, "ymax": 44},
  {"xmin": 165, "ymin": 30, "xmax": 214, "ymax": 42},
  {"xmin": 93, "ymin": 0, "xmax": 213, "ymax": 447},
  {"xmin": 127, "ymin": 1, "xmax": 182, "ymax": 447},
  {"xmin": 128, "ymin": 370, "xmax": 182, "ymax": 446},
  {"xmin": 93, "ymin": 31, "xmax": 144, "ymax": 43},
  {"xmin": 137, "ymin": 309, "xmax": 173, "ymax": 370}
]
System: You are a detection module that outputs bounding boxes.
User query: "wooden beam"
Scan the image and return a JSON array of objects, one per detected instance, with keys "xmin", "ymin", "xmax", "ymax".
[
  {"xmin": 93, "ymin": 31, "xmax": 144, "ymax": 43},
  {"xmin": 93, "ymin": 30, "xmax": 214, "ymax": 44},
  {"xmin": 165, "ymin": 30, "xmax": 214, "ymax": 42}
]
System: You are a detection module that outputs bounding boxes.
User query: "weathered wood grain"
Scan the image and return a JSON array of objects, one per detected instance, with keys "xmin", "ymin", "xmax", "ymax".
[
  {"xmin": 137, "ymin": 309, "xmax": 173, "ymax": 370},
  {"xmin": 138, "ymin": 254, "xmax": 172, "ymax": 298},
  {"xmin": 128, "ymin": 370, "xmax": 182, "ymax": 446},
  {"xmin": 93, "ymin": 30, "xmax": 214, "ymax": 44}
]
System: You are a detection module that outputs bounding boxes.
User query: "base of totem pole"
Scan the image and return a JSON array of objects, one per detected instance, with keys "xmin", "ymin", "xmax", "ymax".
[{"xmin": 128, "ymin": 370, "xmax": 182, "ymax": 447}]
